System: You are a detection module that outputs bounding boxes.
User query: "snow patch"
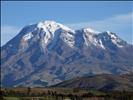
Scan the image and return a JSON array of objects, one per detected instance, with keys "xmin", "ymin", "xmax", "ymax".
[
  {"xmin": 106, "ymin": 31, "xmax": 117, "ymax": 39},
  {"xmin": 112, "ymin": 39, "xmax": 123, "ymax": 48},
  {"xmin": 106, "ymin": 31, "xmax": 124, "ymax": 48},
  {"xmin": 60, "ymin": 32, "xmax": 75, "ymax": 47},
  {"xmin": 84, "ymin": 32, "xmax": 98, "ymax": 46},
  {"xmin": 58, "ymin": 23, "xmax": 75, "ymax": 33},
  {"xmin": 84, "ymin": 28, "xmax": 100, "ymax": 34},
  {"xmin": 23, "ymin": 32, "xmax": 33, "ymax": 41},
  {"xmin": 83, "ymin": 34, "xmax": 89, "ymax": 46},
  {"xmin": 99, "ymin": 39, "xmax": 106, "ymax": 49},
  {"xmin": 37, "ymin": 20, "xmax": 75, "ymax": 48}
]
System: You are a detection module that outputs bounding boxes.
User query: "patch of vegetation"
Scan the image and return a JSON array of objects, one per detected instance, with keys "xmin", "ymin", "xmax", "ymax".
[
  {"xmin": 1, "ymin": 87, "xmax": 133, "ymax": 100},
  {"xmin": 3, "ymin": 97, "xmax": 22, "ymax": 100}
]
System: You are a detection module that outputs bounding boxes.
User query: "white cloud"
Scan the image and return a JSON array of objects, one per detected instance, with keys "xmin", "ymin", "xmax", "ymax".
[
  {"xmin": 67, "ymin": 12, "xmax": 133, "ymax": 44},
  {"xmin": 67, "ymin": 12, "xmax": 133, "ymax": 30},
  {"xmin": 1, "ymin": 26, "xmax": 21, "ymax": 46}
]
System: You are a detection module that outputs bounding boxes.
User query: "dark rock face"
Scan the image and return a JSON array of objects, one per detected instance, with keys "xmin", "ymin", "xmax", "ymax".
[{"xmin": 1, "ymin": 21, "xmax": 133, "ymax": 87}]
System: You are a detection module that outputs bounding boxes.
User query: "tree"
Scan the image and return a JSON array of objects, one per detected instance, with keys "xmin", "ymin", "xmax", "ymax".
[{"xmin": 27, "ymin": 87, "xmax": 31, "ymax": 95}]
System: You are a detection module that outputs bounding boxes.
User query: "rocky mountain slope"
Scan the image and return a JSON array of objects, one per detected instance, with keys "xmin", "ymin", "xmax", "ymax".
[{"xmin": 1, "ymin": 20, "xmax": 133, "ymax": 87}]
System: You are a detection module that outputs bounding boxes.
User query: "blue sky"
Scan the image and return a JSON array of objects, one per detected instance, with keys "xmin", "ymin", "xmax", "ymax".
[{"xmin": 1, "ymin": 1, "xmax": 133, "ymax": 45}]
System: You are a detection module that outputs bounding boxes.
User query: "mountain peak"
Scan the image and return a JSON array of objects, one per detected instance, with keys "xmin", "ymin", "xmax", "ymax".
[
  {"xmin": 37, "ymin": 20, "xmax": 58, "ymax": 28},
  {"xmin": 101, "ymin": 31, "xmax": 126, "ymax": 48},
  {"xmin": 37, "ymin": 20, "xmax": 74, "ymax": 33}
]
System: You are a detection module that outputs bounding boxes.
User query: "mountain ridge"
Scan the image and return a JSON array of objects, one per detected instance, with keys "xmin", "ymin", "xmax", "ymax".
[{"xmin": 52, "ymin": 73, "xmax": 133, "ymax": 91}]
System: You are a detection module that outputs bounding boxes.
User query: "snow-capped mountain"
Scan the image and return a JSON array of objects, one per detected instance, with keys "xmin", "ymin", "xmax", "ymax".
[{"xmin": 1, "ymin": 20, "xmax": 133, "ymax": 87}]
